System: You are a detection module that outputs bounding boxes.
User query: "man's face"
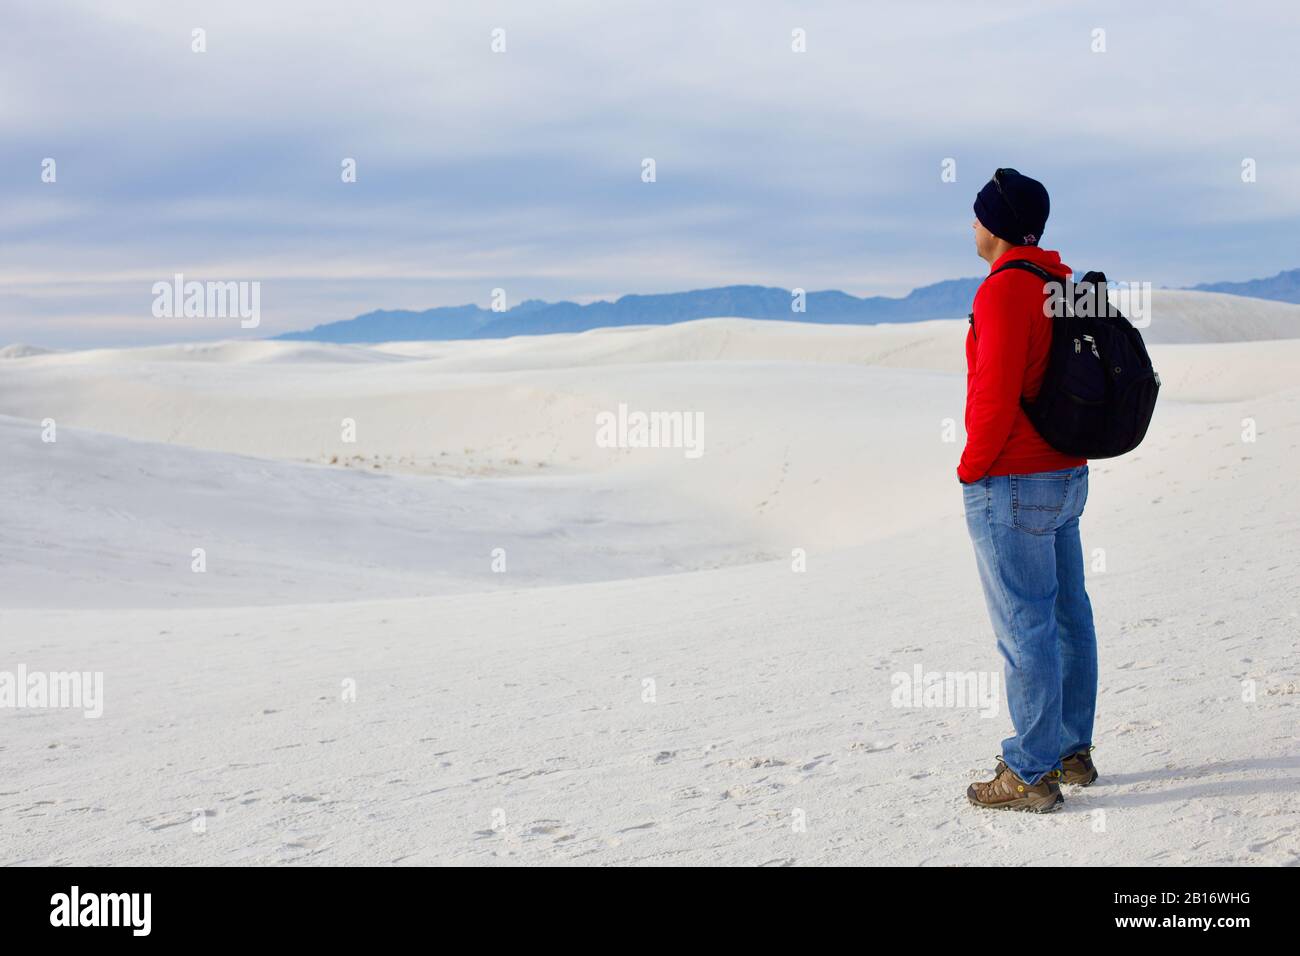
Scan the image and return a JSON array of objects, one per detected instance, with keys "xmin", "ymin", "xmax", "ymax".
[{"xmin": 972, "ymin": 217, "xmax": 998, "ymax": 261}]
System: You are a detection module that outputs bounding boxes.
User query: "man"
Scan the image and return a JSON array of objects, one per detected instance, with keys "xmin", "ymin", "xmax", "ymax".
[{"xmin": 960, "ymin": 168, "xmax": 1100, "ymax": 813}]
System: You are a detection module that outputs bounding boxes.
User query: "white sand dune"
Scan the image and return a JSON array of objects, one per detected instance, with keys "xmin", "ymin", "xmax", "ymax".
[
  {"xmin": 0, "ymin": 343, "xmax": 57, "ymax": 359},
  {"xmin": 0, "ymin": 415, "xmax": 753, "ymax": 609},
  {"xmin": 1, "ymin": 292, "xmax": 1297, "ymax": 865},
  {"xmin": 1122, "ymin": 289, "xmax": 1300, "ymax": 344}
]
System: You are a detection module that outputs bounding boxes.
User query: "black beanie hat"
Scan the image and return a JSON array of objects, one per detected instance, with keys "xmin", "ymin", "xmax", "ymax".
[{"xmin": 973, "ymin": 168, "xmax": 1050, "ymax": 246}]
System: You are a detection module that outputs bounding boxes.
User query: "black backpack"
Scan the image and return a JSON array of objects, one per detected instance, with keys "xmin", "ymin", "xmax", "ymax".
[{"xmin": 985, "ymin": 259, "xmax": 1160, "ymax": 459}]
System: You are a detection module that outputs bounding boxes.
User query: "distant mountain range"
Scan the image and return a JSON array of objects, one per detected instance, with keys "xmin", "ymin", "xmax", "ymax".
[
  {"xmin": 276, "ymin": 278, "xmax": 992, "ymax": 343},
  {"xmin": 1190, "ymin": 267, "xmax": 1300, "ymax": 302},
  {"xmin": 276, "ymin": 267, "xmax": 1300, "ymax": 343}
]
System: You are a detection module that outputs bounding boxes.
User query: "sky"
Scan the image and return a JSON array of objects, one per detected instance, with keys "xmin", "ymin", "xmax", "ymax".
[{"xmin": 2, "ymin": 0, "xmax": 1299, "ymax": 346}]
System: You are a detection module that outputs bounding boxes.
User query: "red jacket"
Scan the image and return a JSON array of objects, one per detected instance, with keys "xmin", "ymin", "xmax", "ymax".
[{"xmin": 957, "ymin": 246, "xmax": 1086, "ymax": 483}]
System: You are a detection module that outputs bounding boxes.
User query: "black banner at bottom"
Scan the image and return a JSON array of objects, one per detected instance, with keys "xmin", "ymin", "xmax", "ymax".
[{"xmin": 0, "ymin": 865, "xmax": 1284, "ymax": 941}]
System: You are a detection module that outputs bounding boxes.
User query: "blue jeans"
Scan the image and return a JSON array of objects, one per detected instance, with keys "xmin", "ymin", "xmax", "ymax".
[{"xmin": 962, "ymin": 465, "xmax": 1097, "ymax": 784}]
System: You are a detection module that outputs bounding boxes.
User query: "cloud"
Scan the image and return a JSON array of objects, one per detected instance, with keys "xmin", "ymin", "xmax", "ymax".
[{"xmin": 2, "ymin": 0, "xmax": 1298, "ymax": 345}]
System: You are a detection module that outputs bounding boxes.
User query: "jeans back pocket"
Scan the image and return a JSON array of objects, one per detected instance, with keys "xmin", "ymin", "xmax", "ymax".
[{"xmin": 1010, "ymin": 472, "xmax": 1071, "ymax": 535}]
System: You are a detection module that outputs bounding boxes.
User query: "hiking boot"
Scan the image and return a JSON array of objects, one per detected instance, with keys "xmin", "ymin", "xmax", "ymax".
[
  {"xmin": 967, "ymin": 760, "xmax": 1063, "ymax": 813},
  {"xmin": 991, "ymin": 749, "xmax": 1097, "ymax": 787},
  {"xmin": 1060, "ymin": 748, "xmax": 1098, "ymax": 786}
]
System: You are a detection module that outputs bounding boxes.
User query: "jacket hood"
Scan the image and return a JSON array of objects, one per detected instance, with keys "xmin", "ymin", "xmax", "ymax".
[{"xmin": 988, "ymin": 246, "xmax": 1072, "ymax": 280}]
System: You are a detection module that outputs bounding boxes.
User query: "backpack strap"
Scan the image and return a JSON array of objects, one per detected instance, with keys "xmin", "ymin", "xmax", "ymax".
[
  {"xmin": 970, "ymin": 259, "xmax": 1060, "ymax": 340},
  {"xmin": 991, "ymin": 261, "xmax": 1112, "ymax": 318},
  {"xmin": 989, "ymin": 258, "xmax": 1057, "ymax": 282}
]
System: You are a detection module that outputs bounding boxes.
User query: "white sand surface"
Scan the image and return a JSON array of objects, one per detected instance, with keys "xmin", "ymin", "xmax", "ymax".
[{"xmin": 1, "ymin": 293, "xmax": 1297, "ymax": 865}]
